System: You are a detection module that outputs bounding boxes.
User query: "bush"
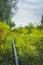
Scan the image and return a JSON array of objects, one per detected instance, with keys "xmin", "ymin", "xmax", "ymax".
[
  {"xmin": 0, "ymin": 22, "xmax": 43, "ymax": 65},
  {"xmin": 0, "ymin": 22, "xmax": 15, "ymax": 65}
]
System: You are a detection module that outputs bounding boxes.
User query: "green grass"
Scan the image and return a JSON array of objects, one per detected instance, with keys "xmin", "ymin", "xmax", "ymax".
[{"xmin": 0, "ymin": 22, "xmax": 43, "ymax": 65}]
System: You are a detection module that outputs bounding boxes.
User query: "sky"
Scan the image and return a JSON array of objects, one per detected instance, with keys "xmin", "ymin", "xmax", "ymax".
[{"xmin": 12, "ymin": 0, "xmax": 43, "ymax": 27}]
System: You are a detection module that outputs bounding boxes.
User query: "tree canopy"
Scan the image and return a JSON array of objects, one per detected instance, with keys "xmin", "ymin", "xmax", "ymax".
[
  {"xmin": 41, "ymin": 15, "xmax": 43, "ymax": 26},
  {"xmin": 0, "ymin": 0, "xmax": 19, "ymax": 27}
]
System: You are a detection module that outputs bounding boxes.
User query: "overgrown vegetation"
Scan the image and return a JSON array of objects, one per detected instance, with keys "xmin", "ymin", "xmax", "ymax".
[
  {"xmin": 0, "ymin": 22, "xmax": 43, "ymax": 65},
  {"xmin": 0, "ymin": 0, "xmax": 43, "ymax": 65}
]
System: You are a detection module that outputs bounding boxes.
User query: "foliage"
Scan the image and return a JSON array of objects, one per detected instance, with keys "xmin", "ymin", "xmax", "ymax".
[
  {"xmin": 0, "ymin": 0, "xmax": 19, "ymax": 27},
  {"xmin": 0, "ymin": 22, "xmax": 43, "ymax": 65},
  {"xmin": 37, "ymin": 15, "xmax": 43, "ymax": 29},
  {"xmin": 41, "ymin": 15, "xmax": 43, "ymax": 25},
  {"xmin": 12, "ymin": 25, "xmax": 43, "ymax": 65},
  {"xmin": 0, "ymin": 22, "xmax": 15, "ymax": 65}
]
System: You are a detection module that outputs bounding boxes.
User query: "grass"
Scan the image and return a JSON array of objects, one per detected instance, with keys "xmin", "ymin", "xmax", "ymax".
[{"xmin": 0, "ymin": 22, "xmax": 43, "ymax": 65}]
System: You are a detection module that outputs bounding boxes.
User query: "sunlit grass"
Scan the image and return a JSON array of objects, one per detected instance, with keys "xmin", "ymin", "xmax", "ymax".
[{"xmin": 0, "ymin": 22, "xmax": 43, "ymax": 65}]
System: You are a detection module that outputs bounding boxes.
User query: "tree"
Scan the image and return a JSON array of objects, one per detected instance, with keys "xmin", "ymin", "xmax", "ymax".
[
  {"xmin": 37, "ymin": 15, "xmax": 43, "ymax": 29},
  {"xmin": 0, "ymin": 0, "xmax": 19, "ymax": 27},
  {"xmin": 41, "ymin": 15, "xmax": 43, "ymax": 26},
  {"xmin": 0, "ymin": 0, "xmax": 10, "ymax": 21}
]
